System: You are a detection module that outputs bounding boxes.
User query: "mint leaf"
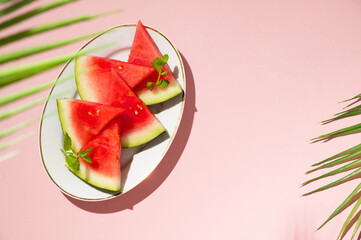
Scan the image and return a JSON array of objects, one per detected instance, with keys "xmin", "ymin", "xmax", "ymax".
[
  {"xmin": 148, "ymin": 54, "xmax": 170, "ymax": 90},
  {"xmin": 146, "ymin": 82, "xmax": 154, "ymax": 90},
  {"xmin": 151, "ymin": 57, "xmax": 162, "ymax": 72},
  {"xmin": 158, "ymin": 80, "xmax": 169, "ymax": 88},
  {"xmin": 61, "ymin": 134, "xmax": 93, "ymax": 171},
  {"xmin": 66, "ymin": 155, "xmax": 79, "ymax": 171},
  {"xmin": 63, "ymin": 133, "xmax": 72, "ymax": 151},
  {"xmin": 161, "ymin": 54, "xmax": 169, "ymax": 63},
  {"xmin": 79, "ymin": 147, "xmax": 93, "ymax": 163},
  {"xmin": 82, "ymin": 154, "xmax": 92, "ymax": 163},
  {"xmin": 151, "ymin": 54, "xmax": 168, "ymax": 72},
  {"xmin": 79, "ymin": 147, "xmax": 93, "ymax": 156}
]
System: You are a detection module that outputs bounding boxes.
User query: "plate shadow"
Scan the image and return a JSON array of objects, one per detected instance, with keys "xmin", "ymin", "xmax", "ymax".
[{"xmin": 64, "ymin": 52, "xmax": 197, "ymax": 213}]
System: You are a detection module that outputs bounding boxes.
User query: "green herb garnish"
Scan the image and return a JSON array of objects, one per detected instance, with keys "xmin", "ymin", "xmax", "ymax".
[
  {"xmin": 147, "ymin": 54, "xmax": 170, "ymax": 90},
  {"xmin": 60, "ymin": 133, "xmax": 92, "ymax": 171}
]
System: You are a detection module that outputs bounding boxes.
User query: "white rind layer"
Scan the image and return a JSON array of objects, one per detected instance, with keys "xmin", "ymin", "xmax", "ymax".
[
  {"xmin": 57, "ymin": 99, "xmax": 82, "ymax": 152},
  {"xmin": 74, "ymin": 56, "xmax": 99, "ymax": 102}
]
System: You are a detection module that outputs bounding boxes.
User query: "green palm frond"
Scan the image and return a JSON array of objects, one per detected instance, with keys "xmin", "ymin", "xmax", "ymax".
[
  {"xmin": 0, "ymin": 89, "xmax": 69, "ymax": 120},
  {"xmin": 0, "ymin": 0, "xmax": 76, "ymax": 30},
  {"xmin": 0, "ymin": 43, "xmax": 112, "ymax": 87},
  {"xmin": 0, "ymin": 131, "xmax": 36, "ymax": 151},
  {"xmin": 312, "ymin": 143, "xmax": 361, "ymax": 167},
  {"xmin": 0, "ymin": 9, "xmax": 121, "ymax": 47},
  {"xmin": 0, "ymin": 117, "xmax": 38, "ymax": 139},
  {"xmin": 0, "ymin": 1, "xmax": 122, "ymax": 162},
  {"xmin": 337, "ymin": 195, "xmax": 361, "ymax": 239},
  {"xmin": 0, "ymin": 0, "xmax": 34, "ymax": 17},
  {"xmin": 0, "ymin": 150, "xmax": 20, "ymax": 163},
  {"xmin": 0, "ymin": 31, "xmax": 100, "ymax": 64},
  {"xmin": 305, "ymin": 92, "xmax": 361, "ymax": 238},
  {"xmin": 314, "ymin": 183, "xmax": 361, "ymax": 231},
  {"xmin": 350, "ymin": 211, "xmax": 361, "ymax": 239},
  {"xmin": 0, "ymin": 74, "xmax": 73, "ymax": 106},
  {"xmin": 308, "ymin": 148, "xmax": 361, "ymax": 173},
  {"xmin": 311, "ymin": 123, "xmax": 361, "ymax": 141}
]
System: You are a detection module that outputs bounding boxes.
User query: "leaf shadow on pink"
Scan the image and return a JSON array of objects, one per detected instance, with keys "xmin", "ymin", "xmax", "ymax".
[{"xmin": 63, "ymin": 52, "xmax": 197, "ymax": 213}]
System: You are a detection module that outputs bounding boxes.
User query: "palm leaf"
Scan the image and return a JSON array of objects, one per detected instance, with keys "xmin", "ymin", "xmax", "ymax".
[
  {"xmin": 351, "ymin": 211, "xmax": 361, "ymax": 239},
  {"xmin": 303, "ymin": 167, "xmax": 361, "ymax": 196},
  {"xmin": 305, "ymin": 94, "xmax": 361, "ymax": 238},
  {"xmin": 0, "ymin": 89, "xmax": 70, "ymax": 121},
  {"xmin": 337, "ymin": 196, "xmax": 361, "ymax": 239},
  {"xmin": 323, "ymin": 109, "xmax": 361, "ymax": 123},
  {"xmin": 0, "ymin": 131, "xmax": 35, "ymax": 151},
  {"xmin": 307, "ymin": 149, "xmax": 361, "ymax": 173},
  {"xmin": 342, "ymin": 93, "xmax": 361, "ymax": 103},
  {"xmin": 0, "ymin": 9, "xmax": 121, "ymax": 47},
  {"xmin": 303, "ymin": 158, "xmax": 361, "ymax": 186},
  {"xmin": 0, "ymin": 117, "xmax": 39, "ymax": 139},
  {"xmin": 0, "ymin": 43, "xmax": 112, "ymax": 87},
  {"xmin": 0, "ymin": 31, "xmax": 100, "ymax": 64},
  {"xmin": 0, "ymin": 96, "xmax": 49, "ymax": 121},
  {"xmin": 0, "ymin": 0, "xmax": 76, "ymax": 30},
  {"xmin": 0, "ymin": 0, "xmax": 122, "ymax": 188},
  {"xmin": 0, "ymin": 0, "xmax": 34, "ymax": 17},
  {"xmin": 312, "ymin": 143, "xmax": 361, "ymax": 167},
  {"xmin": 0, "ymin": 75, "xmax": 72, "ymax": 106},
  {"xmin": 315, "ymin": 183, "xmax": 361, "ymax": 230},
  {"xmin": 311, "ymin": 123, "xmax": 361, "ymax": 141},
  {"xmin": 0, "ymin": 150, "xmax": 20, "ymax": 163},
  {"xmin": 334, "ymin": 103, "xmax": 361, "ymax": 117}
]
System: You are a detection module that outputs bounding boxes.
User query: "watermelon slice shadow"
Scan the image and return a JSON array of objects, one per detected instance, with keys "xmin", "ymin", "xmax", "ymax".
[
  {"xmin": 147, "ymin": 92, "xmax": 184, "ymax": 114},
  {"xmin": 172, "ymin": 65, "xmax": 179, "ymax": 79},
  {"xmin": 120, "ymin": 131, "xmax": 170, "ymax": 192}
]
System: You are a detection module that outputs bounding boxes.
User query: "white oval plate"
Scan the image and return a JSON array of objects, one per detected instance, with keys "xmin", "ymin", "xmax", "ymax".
[{"xmin": 39, "ymin": 24, "xmax": 186, "ymax": 201}]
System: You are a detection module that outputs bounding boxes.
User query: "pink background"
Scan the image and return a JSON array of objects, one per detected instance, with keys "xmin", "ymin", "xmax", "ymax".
[{"xmin": 2, "ymin": 0, "xmax": 361, "ymax": 239}]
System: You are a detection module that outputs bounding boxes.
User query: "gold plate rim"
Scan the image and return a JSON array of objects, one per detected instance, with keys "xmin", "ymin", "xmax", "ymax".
[{"xmin": 38, "ymin": 23, "xmax": 186, "ymax": 202}]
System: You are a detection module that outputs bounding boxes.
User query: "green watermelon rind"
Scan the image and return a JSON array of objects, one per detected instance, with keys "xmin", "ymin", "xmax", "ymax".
[
  {"xmin": 66, "ymin": 164, "xmax": 121, "ymax": 192},
  {"xmin": 135, "ymin": 81, "xmax": 183, "ymax": 105},
  {"xmin": 74, "ymin": 57, "xmax": 98, "ymax": 102},
  {"xmin": 57, "ymin": 99, "xmax": 82, "ymax": 152},
  {"xmin": 74, "ymin": 57, "xmax": 167, "ymax": 148},
  {"xmin": 121, "ymin": 118, "xmax": 165, "ymax": 148}
]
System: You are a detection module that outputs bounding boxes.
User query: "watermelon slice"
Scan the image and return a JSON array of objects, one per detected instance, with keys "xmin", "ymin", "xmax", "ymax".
[
  {"xmin": 128, "ymin": 20, "xmax": 183, "ymax": 105},
  {"xmin": 57, "ymin": 99, "xmax": 124, "ymax": 152},
  {"xmin": 76, "ymin": 68, "xmax": 166, "ymax": 148},
  {"xmin": 67, "ymin": 118, "xmax": 122, "ymax": 191},
  {"xmin": 75, "ymin": 55, "xmax": 156, "ymax": 89}
]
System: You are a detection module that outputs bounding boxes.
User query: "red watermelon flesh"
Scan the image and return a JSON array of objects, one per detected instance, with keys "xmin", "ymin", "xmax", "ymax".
[
  {"xmin": 57, "ymin": 99, "xmax": 124, "ymax": 152},
  {"xmin": 68, "ymin": 118, "xmax": 122, "ymax": 191},
  {"xmin": 76, "ymin": 67, "xmax": 166, "ymax": 148},
  {"xmin": 75, "ymin": 55, "xmax": 156, "ymax": 89},
  {"xmin": 128, "ymin": 20, "xmax": 183, "ymax": 105}
]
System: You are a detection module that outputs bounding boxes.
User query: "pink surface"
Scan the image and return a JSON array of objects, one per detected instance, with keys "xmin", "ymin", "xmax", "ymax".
[{"xmin": 2, "ymin": 0, "xmax": 361, "ymax": 239}]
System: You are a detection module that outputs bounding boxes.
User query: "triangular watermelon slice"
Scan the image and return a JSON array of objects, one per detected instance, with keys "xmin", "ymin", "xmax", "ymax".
[
  {"xmin": 128, "ymin": 20, "xmax": 183, "ymax": 105},
  {"xmin": 67, "ymin": 118, "xmax": 122, "ymax": 191},
  {"xmin": 57, "ymin": 99, "xmax": 124, "ymax": 152},
  {"xmin": 75, "ymin": 55, "xmax": 156, "ymax": 89},
  {"xmin": 76, "ymin": 68, "xmax": 166, "ymax": 148}
]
